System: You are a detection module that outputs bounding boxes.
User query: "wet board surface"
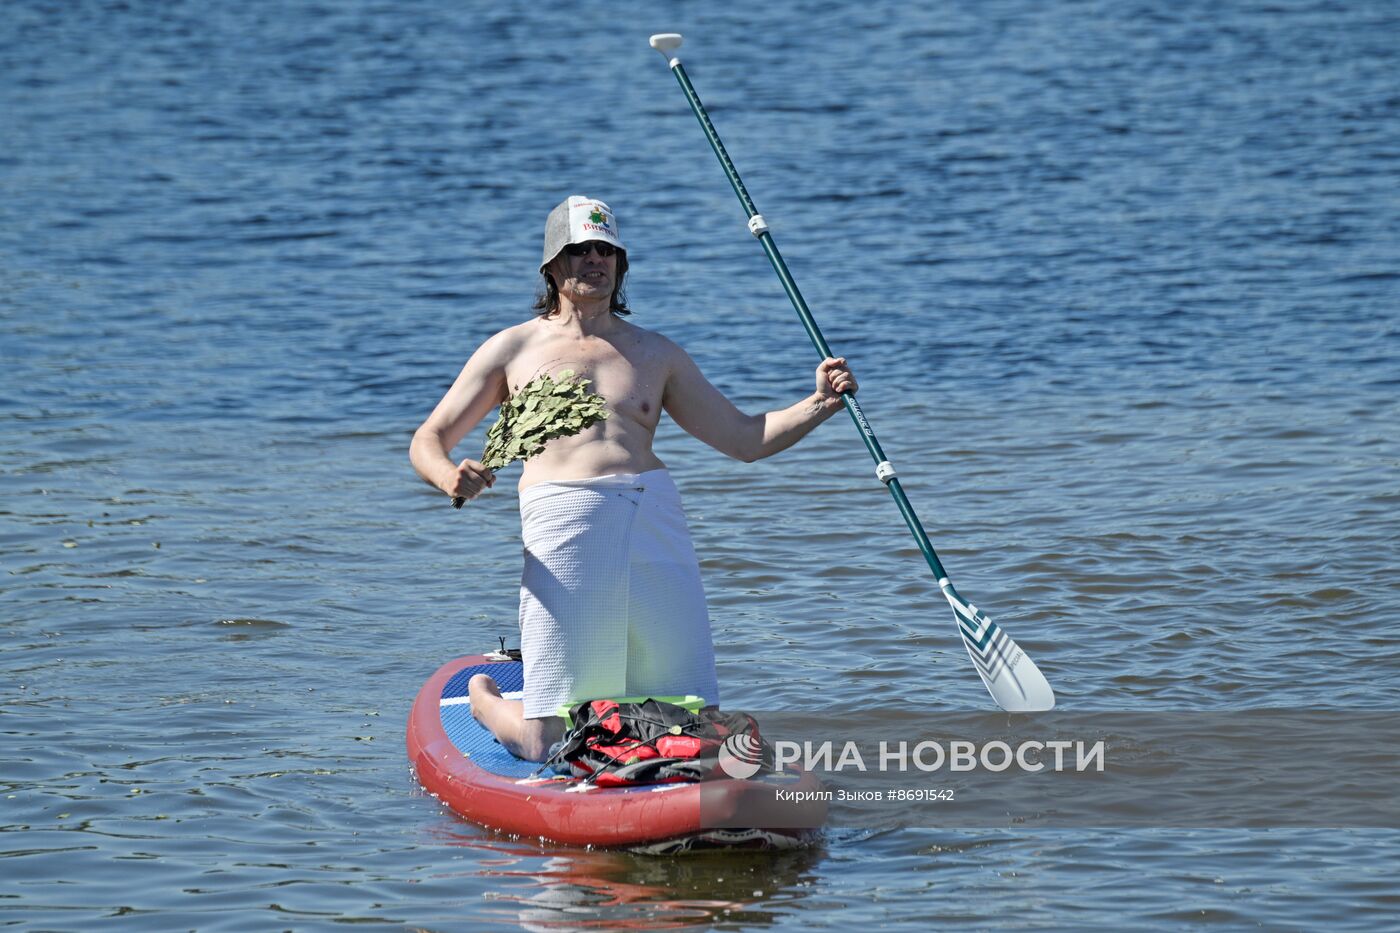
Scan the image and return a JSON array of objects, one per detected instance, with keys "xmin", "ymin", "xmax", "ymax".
[{"xmin": 407, "ymin": 655, "xmax": 828, "ymax": 853}]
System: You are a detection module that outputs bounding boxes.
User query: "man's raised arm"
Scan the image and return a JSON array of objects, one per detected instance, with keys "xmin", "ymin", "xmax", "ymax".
[{"xmin": 662, "ymin": 343, "xmax": 857, "ymax": 463}]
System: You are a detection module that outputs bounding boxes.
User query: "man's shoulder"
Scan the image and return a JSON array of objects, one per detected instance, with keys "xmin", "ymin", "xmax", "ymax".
[
  {"xmin": 493, "ymin": 319, "xmax": 538, "ymax": 341},
  {"xmin": 615, "ymin": 318, "xmax": 684, "ymax": 356},
  {"xmin": 477, "ymin": 319, "xmax": 536, "ymax": 355}
]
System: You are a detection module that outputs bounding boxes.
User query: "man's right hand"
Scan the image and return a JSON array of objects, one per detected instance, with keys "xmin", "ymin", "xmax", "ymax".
[{"xmin": 444, "ymin": 458, "xmax": 495, "ymax": 502}]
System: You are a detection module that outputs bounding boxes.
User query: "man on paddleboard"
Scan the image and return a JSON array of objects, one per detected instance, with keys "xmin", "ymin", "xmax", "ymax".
[{"xmin": 410, "ymin": 196, "xmax": 856, "ymax": 760}]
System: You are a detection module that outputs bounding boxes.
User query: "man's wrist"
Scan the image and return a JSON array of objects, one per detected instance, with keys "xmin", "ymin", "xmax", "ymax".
[{"xmin": 437, "ymin": 462, "xmax": 459, "ymax": 493}]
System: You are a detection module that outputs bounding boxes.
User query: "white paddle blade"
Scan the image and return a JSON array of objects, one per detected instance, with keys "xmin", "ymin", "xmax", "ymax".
[{"xmin": 941, "ymin": 583, "xmax": 1055, "ymax": 711}]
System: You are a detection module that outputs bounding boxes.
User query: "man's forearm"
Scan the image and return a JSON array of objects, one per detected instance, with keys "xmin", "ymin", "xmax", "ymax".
[
  {"xmin": 749, "ymin": 393, "xmax": 842, "ymax": 461},
  {"xmin": 410, "ymin": 429, "xmax": 458, "ymax": 492}
]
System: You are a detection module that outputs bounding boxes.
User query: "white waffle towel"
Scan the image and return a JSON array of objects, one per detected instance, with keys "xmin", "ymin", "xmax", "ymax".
[{"xmin": 516, "ymin": 469, "xmax": 720, "ymax": 719}]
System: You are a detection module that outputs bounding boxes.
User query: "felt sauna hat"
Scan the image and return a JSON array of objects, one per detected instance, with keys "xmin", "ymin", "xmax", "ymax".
[{"xmin": 540, "ymin": 196, "xmax": 626, "ymax": 270}]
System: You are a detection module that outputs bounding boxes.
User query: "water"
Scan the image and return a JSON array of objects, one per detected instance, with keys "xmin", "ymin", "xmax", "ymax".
[{"xmin": 3, "ymin": 0, "xmax": 1398, "ymax": 928}]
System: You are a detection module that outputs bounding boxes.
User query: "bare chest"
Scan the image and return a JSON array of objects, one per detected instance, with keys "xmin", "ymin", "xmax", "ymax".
[{"xmin": 506, "ymin": 328, "xmax": 669, "ymax": 429}]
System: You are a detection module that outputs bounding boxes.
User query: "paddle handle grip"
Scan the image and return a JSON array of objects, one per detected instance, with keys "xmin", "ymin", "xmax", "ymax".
[{"xmin": 649, "ymin": 33, "xmax": 683, "ymax": 67}]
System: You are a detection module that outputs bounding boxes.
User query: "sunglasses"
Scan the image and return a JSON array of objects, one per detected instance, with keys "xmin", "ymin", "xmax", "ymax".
[{"xmin": 564, "ymin": 241, "xmax": 618, "ymax": 258}]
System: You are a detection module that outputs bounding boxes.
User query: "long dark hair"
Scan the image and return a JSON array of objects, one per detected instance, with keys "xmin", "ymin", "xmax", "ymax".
[{"xmin": 533, "ymin": 252, "xmax": 631, "ymax": 317}]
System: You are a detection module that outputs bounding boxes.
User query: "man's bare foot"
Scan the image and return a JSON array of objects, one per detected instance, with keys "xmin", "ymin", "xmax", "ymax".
[
  {"xmin": 468, "ymin": 673, "xmax": 500, "ymax": 724},
  {"xmin": 465, "ymin": 672, "xmax": 563, "ymax": 761}
]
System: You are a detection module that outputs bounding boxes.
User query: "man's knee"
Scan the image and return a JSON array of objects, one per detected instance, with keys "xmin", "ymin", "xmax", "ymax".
[{"xmin": 516, "ymin": 717, "xmax": 564, "ymax": 762}]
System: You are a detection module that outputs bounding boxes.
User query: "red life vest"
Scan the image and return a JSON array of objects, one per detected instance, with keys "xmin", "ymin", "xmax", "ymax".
[{"xmin": 552, "ymin": 698, "xmax": 768, "ymax": 787}]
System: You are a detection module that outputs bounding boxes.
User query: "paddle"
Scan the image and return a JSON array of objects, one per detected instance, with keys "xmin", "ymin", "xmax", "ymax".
[{"xmin": 648, "ymin": 33, "xmax": 1055, "ymax": 711}]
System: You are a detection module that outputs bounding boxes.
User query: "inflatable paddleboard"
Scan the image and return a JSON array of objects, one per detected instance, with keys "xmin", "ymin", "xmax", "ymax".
[{"xmin": 407, "ymin": 655, "xmax": 826, "ymax": 853}]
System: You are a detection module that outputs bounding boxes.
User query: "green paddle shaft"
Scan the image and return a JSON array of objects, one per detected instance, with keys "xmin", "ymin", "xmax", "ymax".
[{"xmin": 660, "ymin": 55, "xmax": 951, "ymax": 585}]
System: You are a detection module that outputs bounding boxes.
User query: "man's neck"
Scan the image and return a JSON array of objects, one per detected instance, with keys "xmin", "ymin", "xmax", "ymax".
[{"xmin": 548, "ymin": 296, "xmax": 617, "ymax": 337}]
